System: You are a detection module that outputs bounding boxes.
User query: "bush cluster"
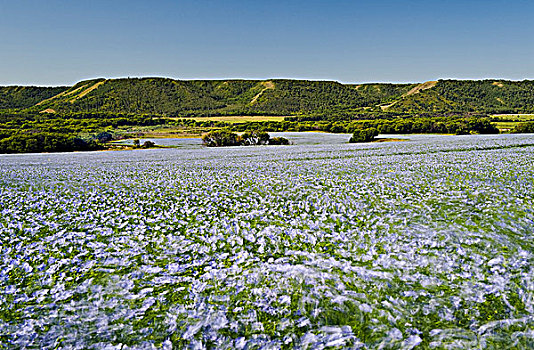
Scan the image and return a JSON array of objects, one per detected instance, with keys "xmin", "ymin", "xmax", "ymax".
[
  {"xmin": 132, "ymin": 139, "xmax": 156, "ymax": 149},
  {"xmin": 202, "ymin": 130, "xmax": 290, "ymax": 147},
  {"xmin": 349, "ymin": 128, "xmax": 379, "ymax": 143}
]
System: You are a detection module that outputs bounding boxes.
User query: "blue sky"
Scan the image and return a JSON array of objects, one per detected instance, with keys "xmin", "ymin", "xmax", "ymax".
[{"xmin": 1, "ymin": 0, "xmax": 533, "ymax": 85}]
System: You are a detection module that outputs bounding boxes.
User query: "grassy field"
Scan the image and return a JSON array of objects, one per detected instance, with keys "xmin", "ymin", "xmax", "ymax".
[
  {"xmin": 491, "ymin": 114, "xmax": 534, "ymax": 119},
  {"xmin": 493, "ymin": 121, "xmax": 522, "ymax": 130},
  {"xmin": 491, "ymin": 114, "xmax": 534, "ymax": 131}
]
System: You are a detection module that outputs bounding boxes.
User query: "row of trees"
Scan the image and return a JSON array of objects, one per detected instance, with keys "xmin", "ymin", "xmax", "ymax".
[
  {"xmin": 0, "ymin": 132, "xmax": 102, "ymax": 154},
  {"xmin": 0, "ymin": 110, "xmax": 524, "ymax": 154},
  {"xmin": 512, "ymin": 122, "xmax": 534, "ymax": 133},
  {"xmin": 220, "ymin": 116, "xmax": 500, "ymax": 135}
]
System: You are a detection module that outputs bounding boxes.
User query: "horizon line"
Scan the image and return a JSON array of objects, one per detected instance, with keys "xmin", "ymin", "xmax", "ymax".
[{"xmin": 2, "ymin": 75, "xmax": 534, "ymax": 87}]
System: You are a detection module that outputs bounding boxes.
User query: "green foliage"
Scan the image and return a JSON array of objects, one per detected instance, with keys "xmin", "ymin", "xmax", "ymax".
[
  {"xmin": 0, "ymin": 112, "xmax": 501, "ymax": 154},
  {"xmin": 0, "ymin": 112, "xmax": 169, "ymax": 153},
  {"xmin": 240, "ymin": 130, "xmax": 270, "ymax": 145},
  {"xmin": 31, "ymin": 78, "xmax": 269, "ymax": 116},
  {"xmin": 141, "ymin": 140, "xmax": 156, "ymax": 148},
  {"xmin": 4, "ymin": 78, "xmax": 534, "ymax": 117},
  {"xmin": 8, "ymin": 78, "xmax": 425, "ymax": 116},
  {"xmin": 349, "ymin": 128, "xmax": 379, "ymax": 143},
  {"xmin": 201, "ymin": 129, "xmax": 288, "ymax": 147},
  {"xmin": 0, "ymin": 112, "xmax": 167, "ymax": 136},
  {"xmin": 202, "ymin": 129, "xmax": 241, "ymax": 147},
  {"xmin": 389, "ymin": 80, "xmax": 534, "ymax": 114},
  {"xmin": 96, "ymin": 131, "xmax": 113, "ymax": 142},
  {"xmin": 249, "ymin": 80, "xmax": 412, "ymax": 114},
  {"xmin": 218, "ymin": 115, "xmax": 499, "ymax": 135},
  {"xmin": 512, "ymin": 121, "xmax": 534, "ymax": 133},
  {"xmin": 269, "ymin": 137, "xmax": 290, "ymax": 145},
  {"xmin": 131, "ymin": 139, "xmax": 156, "ymax": 149},
  {"xmin": 0, "ymin": 78, "xmax": 516, "ymax": 154},
  {"xmin": 0, "ymin": 86, "xmax": 67, "ymax": 110},
  {"xmin": 0, "ymin": 132, "xmax": 101, "ymax": 153}
]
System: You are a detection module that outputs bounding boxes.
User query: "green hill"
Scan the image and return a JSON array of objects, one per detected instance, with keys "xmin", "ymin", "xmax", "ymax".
[
  {"xmin": 24, "ymin": 78, "xmax": 414, "ymax": 116},
  {"xmin": 2, "ymin": 77, "xmax": 534, "ymax": 117},
  {"xmin": 386, "ymin": 80, "xmax": 534, "ymax": 114},
  {"xmin": 0, "ymin": 86, "xmax": 68, "ymax": 111}
]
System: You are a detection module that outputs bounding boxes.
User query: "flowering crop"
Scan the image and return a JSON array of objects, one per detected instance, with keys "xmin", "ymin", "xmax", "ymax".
[{"xmin": 1, "ymin": 134, "xmax": 533, "ymax": 349}]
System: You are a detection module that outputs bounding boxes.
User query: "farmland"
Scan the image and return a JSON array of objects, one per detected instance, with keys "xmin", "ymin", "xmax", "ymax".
[
  {"xmin": 490, "ymin": 115, "xmax": 534, "ymax": 132},
  {"xmin": 1, "ymin": 134, "xmax": 533, "ymax": 349}
]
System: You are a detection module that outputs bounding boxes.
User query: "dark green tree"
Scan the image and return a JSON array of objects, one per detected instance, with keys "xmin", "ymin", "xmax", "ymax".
[
  {"xmin": 202, "ymin": 129, "xmax": 240, "ymax": 147},
  {"xmin": 240, "ymin": 130, "xmax": 270, "ymax": 145},
  {"xmin": 349, "ymin": 127, "xmax": 378, "ymax": 143}
]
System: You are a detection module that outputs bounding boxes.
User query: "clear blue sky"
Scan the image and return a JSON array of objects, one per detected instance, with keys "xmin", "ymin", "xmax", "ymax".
[{"xmin": 1, "ymin": 0, "xmax": 533, "ymax": 86}]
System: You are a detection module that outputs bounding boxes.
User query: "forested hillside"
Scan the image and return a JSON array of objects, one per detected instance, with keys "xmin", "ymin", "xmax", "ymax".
[
  {"xmin": 0, "ymin": 86, "xmax": 68, "ymax": 111},
  {"xmin": 2, "ymin": 78, "xmax": 534, "ymax": 117},
  {"xmin": 387, "ymin": 80, "xmax": 534, "ymax": 114},
  {"xmin": 24, "ymin": 78, "xmax": 415, "ymax": 116}
]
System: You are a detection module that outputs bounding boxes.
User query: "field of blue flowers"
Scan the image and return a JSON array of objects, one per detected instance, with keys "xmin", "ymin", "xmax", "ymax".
[{"xmin": 1, "ymin": 134, "xmax": 533, "ymax": 349}]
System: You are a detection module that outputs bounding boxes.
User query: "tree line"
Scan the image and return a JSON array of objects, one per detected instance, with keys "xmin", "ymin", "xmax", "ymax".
[
  {"xmin": 3, "ymin": 110, "xmax": 533, "ymax": 153},
  {"xmin": 0, "ymin": 132, "xmax": 101, "ymax": 154}
]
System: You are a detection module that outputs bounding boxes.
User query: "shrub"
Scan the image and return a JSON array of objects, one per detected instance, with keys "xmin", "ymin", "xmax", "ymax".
[
  {"xmin": 202, "ymin": 129, "xmax": 240, "ymax": 147},
  {"xmin": 95, "ymin": 131, "xmax": 113, "ymax": 142},
  {"xmin": 142, "ymin": 140, "xmax": 156, "ymax": 148},
  {"xmin": 269, "ymin": 137, "xmax": 290, "ymax": 145},
  {"xmin": 240, "ymin": 130, "xmax": 270, "ymax": 145},
  {"xmin": 202, "ymin": 129, "xmax": 292, "ymax": 147},
  {"xmin": 349, "ymin": 128, "xmax": 378, "ymax": 143}
]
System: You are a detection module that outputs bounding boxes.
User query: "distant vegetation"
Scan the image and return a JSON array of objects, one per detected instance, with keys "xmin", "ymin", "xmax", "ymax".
[
  {"xmin": 0, "ymin": 132, "xmax": 101, "ymax": 154},
  {"xmin": 0, "ymin": 112, "xmax": 501, "ymax": 153},
  {"xmin": 132, "ymin": 139, "xmax": 157, "ymax": 149},
  {"xmin": 3, "ymin": 77, "xmax": 534, "ymax": 116},
  {"xmin": 202, "ymin": 129, "xmax": 241, "ymax": 147},
  {"xmin": 17, "ymin": 78, "xmax": 415, "ymax": 116},
  {"xmin": 2, "ymin": 77, "xmax": 534, "ymax": 153},
  {"xmin": 350, "ymin": 128, "xmax": 379, "ymax": 143},
  {"xmin": 221, "ymin": 115, "xmax": 500, "ymax": 135},
  {"xmin": 0, "ymin": 86, "xmax": 67, "ymax": 111},
  {"xmin": 202, "ymin": 129, "xmax": 289, "ymax": 147},
  {"xmin": 408, "ymin": 80, "xmax": 534, "ymax": 114},
  {"xmin": 512, "ymin": 121, "xmax": 534, "ymax": 133}
]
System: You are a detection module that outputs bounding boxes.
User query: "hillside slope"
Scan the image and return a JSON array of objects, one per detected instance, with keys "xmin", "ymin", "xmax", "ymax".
[
  {"xmin": 22, "ymin": 78, "xmax": 414, "ymax": 116},
  {"xmin": 0, "ymin": 86, "xmax": 68, "ymax": 111},
  {"xmin": 386, "ymin": 80, "xmax": 534, "ymax": 114},
  {"xmin": 2, "ymin": 78, "xmax": 534, "ymax": 116}
]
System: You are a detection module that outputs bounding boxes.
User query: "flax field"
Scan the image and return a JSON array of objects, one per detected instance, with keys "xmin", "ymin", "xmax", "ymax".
[{"xmin": 1, "ymin": 134, "xmax": 533, "ymax": 349}]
